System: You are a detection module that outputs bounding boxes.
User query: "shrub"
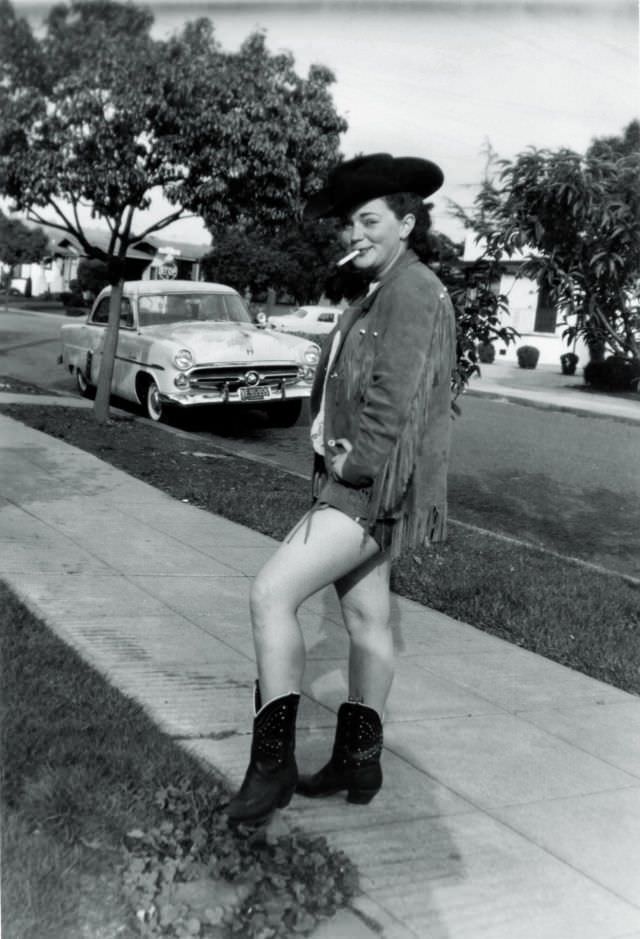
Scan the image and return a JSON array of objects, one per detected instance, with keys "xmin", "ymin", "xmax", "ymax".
[
  {"xmin": 560, "ymin": 352, "xmax": 579, "ymax": 375},
  {"xmin": 61, "ymin": 279, "xmax": 87, "ymax": 311},
  {"xmin": 517, "ymin": 345, "xmax": 540, "ymax": 369},
  {"xmin": 477, "ymin": 340, "xmax": 496, "ymax": 364},
  {"xmin": 584, "ymin": 355, "xmax": 640, "ymax": 391}
]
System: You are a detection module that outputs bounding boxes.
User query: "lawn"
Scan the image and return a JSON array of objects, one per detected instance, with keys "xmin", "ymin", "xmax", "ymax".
[{"xmin": 0, "ymin": 584, "xmax": 357, "ymax": 939}]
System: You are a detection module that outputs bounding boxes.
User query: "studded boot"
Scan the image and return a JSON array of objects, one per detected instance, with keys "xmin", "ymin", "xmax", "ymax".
[
  {"xmin": 296, "ymin": 701, "xmax": 383, "ymax": 804},
  {"xmin": 226, "ymin": 683, "xmax": 300, "ymax": 827}
]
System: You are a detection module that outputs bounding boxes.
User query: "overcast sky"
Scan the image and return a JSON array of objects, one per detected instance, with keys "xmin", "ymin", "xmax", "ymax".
[{"xmin": 10, "ymin": 0, "xmax": 639, "ymax": 245}]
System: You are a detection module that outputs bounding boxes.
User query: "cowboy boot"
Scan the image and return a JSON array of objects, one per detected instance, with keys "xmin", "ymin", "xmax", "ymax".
[
  {"xmin": 296, "ymin": 701, "xmax": 383, "ymax": 804},
  {"xmin": 226, "ymin": 682, "xmax": 300, "ymax": 826}
]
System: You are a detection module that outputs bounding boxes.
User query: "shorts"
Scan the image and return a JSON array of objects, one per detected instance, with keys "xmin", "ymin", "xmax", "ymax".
[{"xmin": 311, "ymin": 454, "xmax": 396, "ymax": 553}]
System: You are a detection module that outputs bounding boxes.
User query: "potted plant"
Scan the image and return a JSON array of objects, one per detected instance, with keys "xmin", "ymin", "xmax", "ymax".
[
  {"xmin": 560, "ymin": 351, "xmax": 579, "ymax": 375},
  {"xmin": 517, "ymin": 345, "xmax": 540, "ymax": 369}
]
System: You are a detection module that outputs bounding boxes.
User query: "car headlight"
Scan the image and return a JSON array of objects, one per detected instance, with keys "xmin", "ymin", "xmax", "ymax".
[
  {"xmin": 173, "ymin": 349, "xmax": 193, "ymax": 371},
  {"xmin": 304, "ymin": 344, "xmax": 320, "ymax": 365}
]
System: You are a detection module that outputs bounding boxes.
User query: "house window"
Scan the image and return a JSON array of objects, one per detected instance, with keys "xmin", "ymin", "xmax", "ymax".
[{"xmin": 534, "ymin": 283, "xmax": 557, "ymax": 333}]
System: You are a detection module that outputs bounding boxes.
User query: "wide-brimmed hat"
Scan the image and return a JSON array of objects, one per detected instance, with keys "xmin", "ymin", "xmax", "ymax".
[{"xmin": 304, "ymin": 152, "xmax": 444, "ymax": 220}]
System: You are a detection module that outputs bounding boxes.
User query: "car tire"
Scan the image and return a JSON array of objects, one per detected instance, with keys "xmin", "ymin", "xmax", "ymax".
[
  {"xmin": 145, "ymin": 379, "xmax": 164, "ymax": 422},
  {"xmin": 75, "ymin": 368, "xmax": 95, "ymax": 398},
  {"xmin": 265, "ymin": 399, "xmax": 302, "ymax": 427}
]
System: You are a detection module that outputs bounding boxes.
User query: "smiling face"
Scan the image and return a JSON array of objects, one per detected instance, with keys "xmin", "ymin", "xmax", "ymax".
[{"xmin": 339, "ymin": 197, "xmax": 416, "ymax": 278}]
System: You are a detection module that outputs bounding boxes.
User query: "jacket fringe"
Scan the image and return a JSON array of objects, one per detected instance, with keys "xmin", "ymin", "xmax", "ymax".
[
  {"xmin": 361, "ymin": 306, "xmax": 451, "ymax": 558},
  {"xmin": 313, "ymin": 253, "xmax": 455, "ymax": 561}
]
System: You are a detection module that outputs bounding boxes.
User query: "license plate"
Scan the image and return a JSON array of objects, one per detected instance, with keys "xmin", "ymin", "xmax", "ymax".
[{"xmin": 240, "ymin": 386, "xmax": 270, "ymax": 401}]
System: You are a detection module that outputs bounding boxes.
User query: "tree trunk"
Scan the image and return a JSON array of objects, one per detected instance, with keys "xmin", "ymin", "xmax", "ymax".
[{"xmin": 93, "ymin": 279, "xmax": 124, "ymax": 423}]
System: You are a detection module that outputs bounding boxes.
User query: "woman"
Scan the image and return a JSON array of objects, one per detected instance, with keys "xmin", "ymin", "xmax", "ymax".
[{"xmin": 227, "ymin": 153, "xmax": 456, "ymax": 826}]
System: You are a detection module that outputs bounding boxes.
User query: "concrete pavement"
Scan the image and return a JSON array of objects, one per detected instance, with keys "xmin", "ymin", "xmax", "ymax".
[
  {"xmin": 1, "ymin": 371, "xmax": 639, "ymax": 939},
  {"xmin": 466, "ymin": 358, "xmax": 640, "ymax": 424}
]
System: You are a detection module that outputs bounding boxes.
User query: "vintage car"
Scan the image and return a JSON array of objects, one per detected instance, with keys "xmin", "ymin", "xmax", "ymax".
[
  {"xmin": 268, "ymin": 304, "xmax": 344, "ymax": 336},
  {"xmin": 60, "ymin": 280, "xmax": 320, "ymax": 425}
]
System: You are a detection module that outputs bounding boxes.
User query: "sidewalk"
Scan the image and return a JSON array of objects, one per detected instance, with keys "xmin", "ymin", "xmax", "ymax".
[
  {"xmin": 1, "ymin": 404, "xmax": 639, "ymax": 939},
  {"xmin": 465, "ymin": 359, "xmax": 640, "ymax": 424}
]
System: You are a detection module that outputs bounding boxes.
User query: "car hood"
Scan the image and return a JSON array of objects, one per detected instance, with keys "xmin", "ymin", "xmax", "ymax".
[{"xmin": 142, "ymin": 321, "xmax": 313, "ymax": 362}]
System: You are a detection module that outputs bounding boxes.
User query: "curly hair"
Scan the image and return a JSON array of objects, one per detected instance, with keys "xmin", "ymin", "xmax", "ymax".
[{"xmin": 383, "ymin": 192, "xmax": 435, "ymax": 262}]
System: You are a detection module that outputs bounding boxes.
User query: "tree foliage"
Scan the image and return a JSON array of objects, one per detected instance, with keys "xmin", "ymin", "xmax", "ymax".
[
  {"xmin": 456, "ymin": 121, "xmax": 640, "ymax": 362},
  {"xmin": 201, "ymin": 217, "xmax": 341, "ymax": 304},
  {"xmin": 0, "ymin": 0, "xmax": 346, "ymax": 419},
  {"xmin": 162, "ymin": 27, "xmax": 347, "ymax": 237},
  {"xmin": 0, "ymin": 211, "xmax": 48, "ymax": 302},
  {"xmin": 0, "ymin": 211, "xmax": 48, "ymax": 269}
]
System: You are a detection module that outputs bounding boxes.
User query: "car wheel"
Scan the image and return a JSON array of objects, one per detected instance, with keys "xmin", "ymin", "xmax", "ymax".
[
  {"xmin": 265, "ymin": 399, "xmax": 302, "ymax": 427},
  {"xmin": 75, "ymin": 368, "xmax": 95, "ymax": 398},
  {"xmin": 145, "ymin": 379, "xmax": 164, "ymax": 422}
]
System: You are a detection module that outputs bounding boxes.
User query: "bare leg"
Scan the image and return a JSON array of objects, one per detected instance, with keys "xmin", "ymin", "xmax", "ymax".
[
  {"xmin": 336, "ymin": 550, "xmax": 393, "ymax": 716},
  {"xmin": 250, "ymin": 507, "xmax": 381, "ymax": 703}
]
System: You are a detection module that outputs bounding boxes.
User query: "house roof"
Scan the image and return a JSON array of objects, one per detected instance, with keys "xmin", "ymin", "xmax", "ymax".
[
  {"xmin": 24, "ymin": 221, "xmax": 210, "ymax": 264},
  {"xmin": 54, "ymin": 233, "xmax": 155, "ymax": 262},
  {"xmin": 145, "ymin": 235, "xmax": 211, "ymax": 262}
]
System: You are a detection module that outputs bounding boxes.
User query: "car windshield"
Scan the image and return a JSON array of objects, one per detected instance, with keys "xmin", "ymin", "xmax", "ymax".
[
  {"xmin": 293, "ymin": 309, "xmax": 309, "ymax": 318},
  {"xmin": 138, "ymin": 292, "xmax": 251, "ymax": 327}
]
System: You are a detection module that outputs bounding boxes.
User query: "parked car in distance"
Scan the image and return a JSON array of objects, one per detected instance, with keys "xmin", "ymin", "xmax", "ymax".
[
  {"xmin": 268, "ymin": 305, "xmax": 343, "ymax": 336},
  {"xmin": 60, "ymin": 280, "xmax": 320, "ymax": 425}
]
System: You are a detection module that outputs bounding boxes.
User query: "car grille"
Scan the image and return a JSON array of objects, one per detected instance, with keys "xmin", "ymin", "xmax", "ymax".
[{"xmin": 188, "ymin": 364, "xmax": 301, "ymax": 391}]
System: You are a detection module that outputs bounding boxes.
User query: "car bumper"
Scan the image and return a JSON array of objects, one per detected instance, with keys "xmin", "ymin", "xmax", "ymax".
[{"xmin": 160, "ymin": 383, "xmax": 312, "ymax": 408}]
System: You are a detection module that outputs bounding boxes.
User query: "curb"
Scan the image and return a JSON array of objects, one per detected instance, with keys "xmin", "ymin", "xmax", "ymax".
[{"xmin": 465, "ymin": 386, "xmax": 640, "ymax": 425}]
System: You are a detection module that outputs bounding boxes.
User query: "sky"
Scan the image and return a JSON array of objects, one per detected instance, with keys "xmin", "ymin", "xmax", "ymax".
[{"xmin": 8, "ymin": 0, "xmax": 640, "ymax": 247}]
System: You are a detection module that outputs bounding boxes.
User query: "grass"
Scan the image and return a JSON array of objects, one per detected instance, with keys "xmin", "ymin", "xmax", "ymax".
[
  {"xmin": 392, "ymin": 528, "xmax": 640, "ymax": 693},
  {"xmin": 0, "ymin": 584, "xmax": 357, "ymax": 939}
]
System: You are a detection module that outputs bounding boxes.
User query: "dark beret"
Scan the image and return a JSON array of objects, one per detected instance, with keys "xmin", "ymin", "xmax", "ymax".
[{"xmin": 304, "ymin": 152, "xmax": 444, "ymax": 219}]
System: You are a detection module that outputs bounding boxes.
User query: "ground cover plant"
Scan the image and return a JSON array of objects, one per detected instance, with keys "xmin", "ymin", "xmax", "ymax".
[
  {"xmin": 1, "ymin": 396, "xmax": 638, "ymax": 696},
  {"xmin": 0, "ymin": 583, "xmax": 358, "ymax": 939}
]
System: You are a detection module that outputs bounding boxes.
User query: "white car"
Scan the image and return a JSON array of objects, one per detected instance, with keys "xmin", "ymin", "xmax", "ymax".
[
  {"xmin": 268, "ymin": 305, "xmax": 343, "ymax": 336},
  {"xmin": 60, "ymin": 280, "xmax": 320, "ymax": 425}
]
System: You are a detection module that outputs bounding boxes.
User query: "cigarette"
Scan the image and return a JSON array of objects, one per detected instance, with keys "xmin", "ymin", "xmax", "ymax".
[{"xmin": 336, "ymin": 249, "xmax": 361, "ymax": 266}]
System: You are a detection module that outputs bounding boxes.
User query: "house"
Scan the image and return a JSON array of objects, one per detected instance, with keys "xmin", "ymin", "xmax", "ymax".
[
  {"xmin": 463, "ymin": 232, "xmax": 589, "ymax": 366},
  {"xmin": 7, "ymin": 224, "xmax": 211, "ymax": 296}
]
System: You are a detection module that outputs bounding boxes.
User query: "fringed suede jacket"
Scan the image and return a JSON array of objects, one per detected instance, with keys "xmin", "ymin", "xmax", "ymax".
[{"xmin": 310, "ymin": 249, "xmax": 456, "ymax": 559}]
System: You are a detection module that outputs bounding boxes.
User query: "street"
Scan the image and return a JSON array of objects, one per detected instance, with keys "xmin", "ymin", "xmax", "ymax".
[{"xmin": 2, "ymin": 305, "xmax": 639, "ymax": 579}]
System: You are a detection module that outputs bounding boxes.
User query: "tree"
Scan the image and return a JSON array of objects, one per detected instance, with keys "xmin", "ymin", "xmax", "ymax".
[
  {"xmin": 201, "ymin": 216, "xmax": 340, "ymax": 304},
  {"xmin": 163, "ymin": 27, "xmax": 347, "ymax": 239},
  {"xmin": 0, "ymin": 212, "xmax": 48, "ymax": 305},
  {"xmin": 0, "ymin": 0, "xmax": 346, "ymax": 421},
  {"xmin": 456, "ymin": 122, "xmax": 640, "ymax": 363}
]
